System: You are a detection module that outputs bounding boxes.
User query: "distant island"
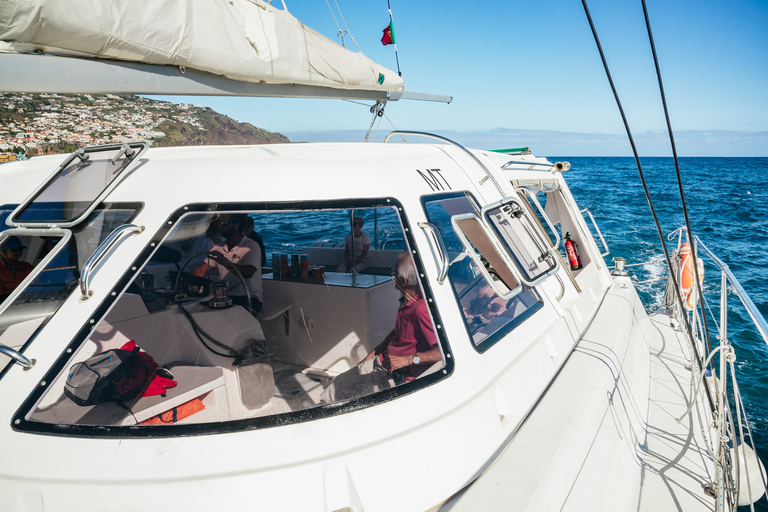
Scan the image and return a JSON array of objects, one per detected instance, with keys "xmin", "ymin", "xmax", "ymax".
[{"xmin": 0, "ymin": 92, "xmax": 289, "ymax": 158}]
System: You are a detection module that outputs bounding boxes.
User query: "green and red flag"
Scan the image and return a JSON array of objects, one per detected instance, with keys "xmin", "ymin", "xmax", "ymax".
[{"xmin": 381, "ymin": 22, "xmax": 395, "ymax": 46}]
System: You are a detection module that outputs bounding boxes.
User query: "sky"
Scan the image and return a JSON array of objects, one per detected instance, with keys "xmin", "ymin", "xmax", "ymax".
[{"xmin": 147, "ymin": 0, "xmax": 768, "ymax": 157}]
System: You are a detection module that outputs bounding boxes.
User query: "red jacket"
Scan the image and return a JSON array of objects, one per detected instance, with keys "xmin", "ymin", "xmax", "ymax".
[{"xmin": 0, "ymin": 259, "xmax": 33, "ymax": 295}]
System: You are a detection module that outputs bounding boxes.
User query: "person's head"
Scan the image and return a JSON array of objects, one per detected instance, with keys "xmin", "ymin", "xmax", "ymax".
[
  {"xmin": 352, "ymin": 216, "xmax": 364, "ymax": 233},
  {"xmin": 393, "ymin": 253, "xmax": 419, "ymax": 294},
  {"xmin": 219, "ymin": 214, "xmax": 247, "ymax": 239},
  {"xmin": 245, "ymin": 216, "xmax": 255, "ymax": 235},
  {"xmin": 1, "ymin": 236, "xmax": 26, "ymax": 261}
]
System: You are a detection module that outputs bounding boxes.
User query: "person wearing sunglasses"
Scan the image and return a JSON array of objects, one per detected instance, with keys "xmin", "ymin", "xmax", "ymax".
[
  {"xmin": 335, "ymin": 216, "xmax": 371, "ymax": 274},
  {"xmin": 0, "ymin": 236, "xmax": 34, "ymax": 303},
  {"xmin": 191, "ymin": 214, "xmax": 263, "ymax": 315}
]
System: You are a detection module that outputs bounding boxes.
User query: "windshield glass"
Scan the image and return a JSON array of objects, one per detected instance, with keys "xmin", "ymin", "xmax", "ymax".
[{"xmin": 22, "ymin": 203, "xmax": 448, "ymax": 434}]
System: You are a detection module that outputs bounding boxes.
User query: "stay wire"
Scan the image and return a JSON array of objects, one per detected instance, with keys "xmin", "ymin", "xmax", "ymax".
[
  {"xmin": 579, "ymin": 0, "xmax": 716, "ymax": 415},
  {"xmin": 385, "ymin": 0, "xmax": 402, "ymax": 76},
  {"xmin": 640, "ymin": 0, "xmax": 713, "ymax": 357},
  {"xmin": 324, "ymin": 0, "xmax": 361, "ymax": 52}
]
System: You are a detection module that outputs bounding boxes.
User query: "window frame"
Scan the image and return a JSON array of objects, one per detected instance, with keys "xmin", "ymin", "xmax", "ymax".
[
  {"xmin": 0, "ymin": 202, "xmax": 143, "ymax": 382},
  {"xmin": 422, "ymin": 191, "xmax": 544, "ymax": 353},
  {"xmin": 479, "ymin": 196, "xmax": 560, "ymax": 286},
  {"xmin": 7, "ymin": 142, "xmax": 148, "ymax": 229},
  {"xmin": 13, "ymin": 199, "xmax": 454, "ymax": 438}
]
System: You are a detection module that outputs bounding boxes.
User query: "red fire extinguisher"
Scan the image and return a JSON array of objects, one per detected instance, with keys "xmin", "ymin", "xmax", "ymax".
[{"xmin": 564, "ymin": 232, "xmax": 583, "ymax": 270}]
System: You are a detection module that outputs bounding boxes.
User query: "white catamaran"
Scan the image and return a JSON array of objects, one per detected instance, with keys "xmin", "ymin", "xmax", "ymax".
[{"xmin": 0, "ymin": 1, "xmax": 766, "ymax": 511}]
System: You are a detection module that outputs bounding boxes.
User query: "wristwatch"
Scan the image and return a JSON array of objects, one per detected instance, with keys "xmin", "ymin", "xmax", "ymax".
[{"xmin": 412, "ymin": 354, "xmax": 421, "ymax": 365}]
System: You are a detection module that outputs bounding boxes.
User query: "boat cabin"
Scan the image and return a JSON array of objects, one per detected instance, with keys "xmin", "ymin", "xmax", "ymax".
[{"xmin": 0, "ymin": 137, "xmax": 617, "ymax": 510}]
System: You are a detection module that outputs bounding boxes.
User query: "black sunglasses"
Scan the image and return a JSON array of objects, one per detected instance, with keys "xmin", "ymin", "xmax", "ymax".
[{"xmin": 220, "ymin": 220, "xmax": 233, "ymax": 226}]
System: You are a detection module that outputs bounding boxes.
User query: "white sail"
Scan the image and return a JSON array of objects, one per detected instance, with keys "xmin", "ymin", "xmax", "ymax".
[{"xmin": 0, "ymin": 0, "xmax": 404, "ymax": 95}]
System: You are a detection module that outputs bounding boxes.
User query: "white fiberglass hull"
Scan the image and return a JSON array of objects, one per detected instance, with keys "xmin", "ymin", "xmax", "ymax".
[{"xmin": 0, "ymin": 143, "xmax": 732, "ymax": 511}]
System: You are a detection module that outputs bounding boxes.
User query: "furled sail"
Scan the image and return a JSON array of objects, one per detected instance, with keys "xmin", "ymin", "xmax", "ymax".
[{"xmin": 0, "ymin": 0, "xmax": 404, "ymax": 95}]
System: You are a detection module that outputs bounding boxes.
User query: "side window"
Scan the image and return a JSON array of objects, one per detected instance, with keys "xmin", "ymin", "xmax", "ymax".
[
  {"xmin": 0, "ymin": 204, "xmax": 140, "ymax": 376},
  {"xmin": 424, "ymin": 193, "xmax": 543, "ymax": 350},
  {"xmin": 22, "ymin": 204, "xmax": 447, "ymax": 433}
]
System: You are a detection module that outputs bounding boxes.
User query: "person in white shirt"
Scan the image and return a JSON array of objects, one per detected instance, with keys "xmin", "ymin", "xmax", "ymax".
[
  {"xmin": 335, "ymin": 216, "xmax": 371, "ymax": 273},
  {"xmin": 192, "ymin": 213, "xmax": 263, "ymax": 314}
]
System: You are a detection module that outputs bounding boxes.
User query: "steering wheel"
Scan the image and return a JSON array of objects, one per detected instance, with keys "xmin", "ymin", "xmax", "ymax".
[{"xmin": 175, "ymin": 251, "xmax": 252, "ymax": 308}]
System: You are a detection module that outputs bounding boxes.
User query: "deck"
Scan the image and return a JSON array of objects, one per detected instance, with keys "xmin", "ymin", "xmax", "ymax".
[{"xmin": 441, "ymin": 276, "xmax": 716, "ymax": 511}]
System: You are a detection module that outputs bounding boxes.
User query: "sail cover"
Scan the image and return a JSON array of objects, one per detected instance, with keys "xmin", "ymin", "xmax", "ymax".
[{"xmin": 0, "ymin": 0, "xmax": 404, "ymax": 95}]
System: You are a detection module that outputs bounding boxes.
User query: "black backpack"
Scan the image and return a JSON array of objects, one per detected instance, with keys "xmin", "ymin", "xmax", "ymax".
[{"xmin": 64, "ymin": 346, "xmax": 154, "ymax": 406}]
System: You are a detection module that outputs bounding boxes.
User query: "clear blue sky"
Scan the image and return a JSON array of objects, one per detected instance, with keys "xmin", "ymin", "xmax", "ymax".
[{"xmin": 148, "ymin": 0, "xmax": 768, "ymax": 156}]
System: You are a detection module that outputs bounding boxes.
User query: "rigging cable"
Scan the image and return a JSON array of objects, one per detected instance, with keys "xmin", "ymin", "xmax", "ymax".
[
  {"xmin": 385, "ymin": 0, "xmax": 402, "ymax": 76},
  {"xmin": 365, "ymin": 101, "xmax": 386, "ymax": 142},
  {"xmin": 324, "ymin": 0, "xmax": 361, "ymax": 52},
  {"xmin": 639, "ymin": 0, "xmax": 713, "ymax": 358},
  {"xmin": 579, "ymin": 0, "xmax": 716, "ymax": 415}
]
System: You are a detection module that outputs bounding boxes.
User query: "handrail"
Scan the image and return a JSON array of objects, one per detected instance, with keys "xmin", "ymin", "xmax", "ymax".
[
  {"xmin": 501, "ymin": 160, "xmax": 553, "ymax": 170},
  {"xmin": 383, "ymin": 131, "xmax": 506, "ymax": 197},
  {"xmin": 580, "ymin": 208, "xmax": 610, "ymax": 257},
  {"xmin": 80, "ymin": 224, "xmax": 144, "ymax": 299},
  {"xmin": 418, "ymin": 222, "xmax": 450, "ymax": 284},
  {"xmin": 694, "ymin": 236, "xmax": 768, "ymax": 348},
  {"xmin": 0, "ymin": 344, "xmax": 35, "ymax": 370},
  {"xmin": 630, "ymin": 228, "xmax": 767, "ymax": 508}
]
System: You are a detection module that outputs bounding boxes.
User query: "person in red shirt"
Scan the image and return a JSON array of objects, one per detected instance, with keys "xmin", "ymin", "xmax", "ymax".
[
  {"xmin": 321, "ymin": 252, "xmax": 443, "ymax": 402},
  {"xmin": 0, "ymin": 236, "xmax": 34, "ymax": 303}
]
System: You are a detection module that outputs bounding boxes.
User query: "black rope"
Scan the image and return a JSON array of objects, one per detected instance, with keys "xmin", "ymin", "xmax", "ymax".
[
  {"xmin": 177, "ymin": 301, "xmax": 267, "ymax": 366},
  {"xmin": 641, "ymin": 3, "xmax": 766, "ymax": 506},
  {"xmin": 639, "ymin": 0, "xmax": 713, "ymax": 357},
  {"xmin": 579, "ymin": 0, "xmax": 716, "ymax": 414},
  {"xmin": 177, "ymin": 302, "xmax": 236, "ymax": 359}
]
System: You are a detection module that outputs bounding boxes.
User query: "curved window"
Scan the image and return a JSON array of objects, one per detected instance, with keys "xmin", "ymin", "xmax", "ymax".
[
  {"xmin": 19, "ymin": 202, "xmax": 449, "ymax": 435},
  {"xmin": 423, "ymin": 193, "xmax": 543, "ymax": 351}
]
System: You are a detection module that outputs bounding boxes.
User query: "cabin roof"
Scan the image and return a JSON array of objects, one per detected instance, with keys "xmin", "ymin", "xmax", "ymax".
[{"xmin": 0, "ymin": 142, "xmax": 554, "ymax": 211}]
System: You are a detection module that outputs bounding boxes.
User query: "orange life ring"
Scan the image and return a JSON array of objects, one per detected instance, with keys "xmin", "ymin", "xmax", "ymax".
[{"xmin": 678, "ymin": 243, "xmax": 702, "ymax": 310}]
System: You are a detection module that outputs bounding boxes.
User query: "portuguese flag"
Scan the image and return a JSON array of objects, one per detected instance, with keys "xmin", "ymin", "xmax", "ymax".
[{"xmin": 381, "ymin": 22, "xmax": 395, "ymax": 46}]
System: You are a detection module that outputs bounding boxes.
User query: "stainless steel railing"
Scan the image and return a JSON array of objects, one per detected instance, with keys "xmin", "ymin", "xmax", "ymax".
[
  {"xmin": 616, "ymin": 227, "xmax": 768, "ymax": 509},
  {"xmin": 666, "ymin": 228, "xmax": 768, "ymax": 510},
  {"xmin": 694, "ymin": 235, "xmax": 768, "ymax": 349}
]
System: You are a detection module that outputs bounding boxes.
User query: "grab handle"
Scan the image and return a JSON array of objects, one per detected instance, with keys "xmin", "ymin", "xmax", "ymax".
[
  {"xmin": 580, "ymin": 208, "xmax": 610, "ymax": 257},
  {"xmin": 418, "ymin": 222, "xmax": 450, "ymax": 284},
  {"xmin": 0, "ymin": 344, "xmax": 35, "ymax": 370},
  {"xmin": 80, "ymin": 224, "xmax": 144, "ymax": 300}
]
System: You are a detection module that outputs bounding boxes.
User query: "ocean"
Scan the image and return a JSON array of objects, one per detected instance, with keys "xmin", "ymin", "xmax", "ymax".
[{"xmin": 561, "ymin": 156, "xmax": 768, "ymax": 508}]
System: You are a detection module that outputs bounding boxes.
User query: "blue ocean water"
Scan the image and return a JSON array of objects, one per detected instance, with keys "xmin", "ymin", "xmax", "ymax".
[{"xmin": 560, "ymin": 157, "xmax": 768, "ymax": 506}]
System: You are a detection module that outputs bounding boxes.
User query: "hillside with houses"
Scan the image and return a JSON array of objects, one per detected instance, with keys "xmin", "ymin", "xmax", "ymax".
[{"xmin": 0, "ymin": 93, "xmax": 289, "ymax": 158}]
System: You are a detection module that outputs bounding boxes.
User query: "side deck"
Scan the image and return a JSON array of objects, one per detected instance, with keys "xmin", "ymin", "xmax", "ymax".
[{"xmin": 441, "ymin": 276, "xmax": 716, "ymax": 511}]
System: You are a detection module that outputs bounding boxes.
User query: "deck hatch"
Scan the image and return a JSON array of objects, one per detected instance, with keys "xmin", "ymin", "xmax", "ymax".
[{"xmin": 7, "ymin": 142, "xmax": 148, "ymax": 229}]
